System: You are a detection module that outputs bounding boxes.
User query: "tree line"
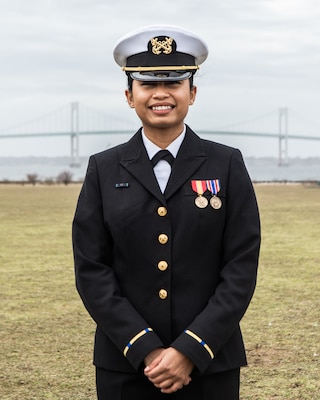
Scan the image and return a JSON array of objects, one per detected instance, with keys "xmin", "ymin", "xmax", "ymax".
[{"xmin": 26, "ymin": 170, "xmax": 74, "ymax": 185}]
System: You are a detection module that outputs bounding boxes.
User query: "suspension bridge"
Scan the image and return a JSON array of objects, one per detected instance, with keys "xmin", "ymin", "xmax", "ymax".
[{"xmin": 0, "ymin": 102, "xmax": 319, "ymax": 166}]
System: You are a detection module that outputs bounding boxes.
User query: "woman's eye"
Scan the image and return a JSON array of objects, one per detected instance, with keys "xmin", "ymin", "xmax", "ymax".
[
  {"xmin": 139, "ymin": 81, "xmax": 181, "ymax": 88},
  {"xmin": 141, "ymin": 82, "xmax": 157, "ymax": 86}
]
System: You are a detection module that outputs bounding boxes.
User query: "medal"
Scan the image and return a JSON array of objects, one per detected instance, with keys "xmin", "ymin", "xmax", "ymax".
[
  {"xmin": 191, "ymin": 180, "xmax": 208, "ymax": 208},
  {"xmin": 195, "ymin": 195, "xmax": 209, "ymax": 208},
  {"xmin": 206, "ymin": 180, "xmax": 222, "ymax": 209},
  {"xmin": 210, "ymin": 196, "xmax": 222, "ymax": 209}
]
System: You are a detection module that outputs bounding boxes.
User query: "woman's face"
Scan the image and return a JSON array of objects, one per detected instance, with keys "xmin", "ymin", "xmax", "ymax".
[{"xmin": 125, "ymin": 79, "xmax": 197, "ymax": 132}]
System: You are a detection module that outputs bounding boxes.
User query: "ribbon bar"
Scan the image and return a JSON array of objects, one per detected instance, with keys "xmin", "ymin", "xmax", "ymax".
[
  {"xmin": 191, "ymin": 180, "xmax": 207, "ymax": 195},
  {"xmin": 206, "ymin": 179, "xmax": 221, "ymax": 195}
]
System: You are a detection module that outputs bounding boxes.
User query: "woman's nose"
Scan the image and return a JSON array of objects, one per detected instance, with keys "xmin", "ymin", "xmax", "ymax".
[{"xmin": 152, "ymin": 83, "xmax": 169, "ymax": 98}]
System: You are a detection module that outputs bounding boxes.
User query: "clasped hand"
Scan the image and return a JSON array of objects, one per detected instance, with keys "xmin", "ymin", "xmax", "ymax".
[{"xmin": 144, "ymin": 347, "xmax": 194, "ymax": 394}]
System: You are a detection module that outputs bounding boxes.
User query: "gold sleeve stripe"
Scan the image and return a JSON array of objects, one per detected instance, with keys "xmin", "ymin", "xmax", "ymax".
[
  {"xmin": 123, "ymin": 328, "xmax": 153, "ymax": 357},
  {"xmin": 184, "ymin": 329, "xmax": 214, "ymax": 359}
]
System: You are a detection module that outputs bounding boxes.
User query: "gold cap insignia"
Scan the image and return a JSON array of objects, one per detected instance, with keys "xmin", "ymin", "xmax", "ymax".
[{"xmin": 151, "ymin": 37, "xmax": 173, "ymax": 55}]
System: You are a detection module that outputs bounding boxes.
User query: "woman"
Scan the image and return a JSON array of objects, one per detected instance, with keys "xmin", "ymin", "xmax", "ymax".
[{"xmin": 72, "ymin": 25, "xmax": 261, "ymax": 400}]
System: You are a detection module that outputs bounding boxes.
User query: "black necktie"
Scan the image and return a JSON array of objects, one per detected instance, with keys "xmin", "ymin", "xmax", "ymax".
[{"xmin": 151, "ymin": 150, "xmax": 174, "ymax": 167}]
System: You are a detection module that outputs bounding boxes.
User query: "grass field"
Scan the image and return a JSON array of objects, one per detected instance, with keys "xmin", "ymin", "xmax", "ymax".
[{"xmin": 0, "ymin": 183, "xmax": 319, "ymax": 399}]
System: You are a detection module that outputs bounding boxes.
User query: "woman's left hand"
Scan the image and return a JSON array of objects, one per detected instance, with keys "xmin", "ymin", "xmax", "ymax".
[{"xmin": 144, "ymin": 347, "xmax": 194, "ymax": 393}]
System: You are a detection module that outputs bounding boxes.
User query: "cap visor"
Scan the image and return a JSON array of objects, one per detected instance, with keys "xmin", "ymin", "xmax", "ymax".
[{"xmin": 130, "ymin": 71, "xmax": 193, "ymax": 81}]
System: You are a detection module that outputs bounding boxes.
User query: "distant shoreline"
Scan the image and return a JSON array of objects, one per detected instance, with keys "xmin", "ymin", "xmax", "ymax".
[{"xmin": 1, "ymin": 156, "xmax": 319, "ymax": 183}]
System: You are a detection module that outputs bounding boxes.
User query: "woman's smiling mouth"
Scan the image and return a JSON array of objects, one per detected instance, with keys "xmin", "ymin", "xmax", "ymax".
[{"xmin": 151, "ymin": 105, "xmax": 174, "ymax": 111}]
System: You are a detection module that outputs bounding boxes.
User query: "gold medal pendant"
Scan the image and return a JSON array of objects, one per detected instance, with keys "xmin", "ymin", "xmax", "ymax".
[
  {"xmin": 210, "ymin": 195, "xmax": 222, "ymax": 209},
  {"xmin": 195, "ymin": 195, "xmax": 208, "ymax": 209},
  {"xmin": 191, "ymin": 180, "xmax": 209, "ymax": 209}
]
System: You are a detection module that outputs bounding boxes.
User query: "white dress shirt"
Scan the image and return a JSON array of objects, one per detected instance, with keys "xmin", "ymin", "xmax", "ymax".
[{"xmin": 142, "ymin": 126, "xmax": 186, "ymax": 193}]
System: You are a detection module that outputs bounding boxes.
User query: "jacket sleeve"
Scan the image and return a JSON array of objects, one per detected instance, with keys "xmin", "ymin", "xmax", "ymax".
[
  {"xmin": 171, "ymin": 149, "xmax": 261, "ymax": 373},
  {"xmin": 72, "ymin": 156, "xmax": 163, "ymax": 370}
]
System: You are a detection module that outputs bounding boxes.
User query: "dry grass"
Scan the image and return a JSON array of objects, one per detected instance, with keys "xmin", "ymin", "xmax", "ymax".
[
  {"xmin": 241, "ymin": 184, "xmax": 320, "ymax": 399},
  {"xmin": 0, "ymin": 183, "xmax": 319, "ymax": 399},
  {"xmin": 0, "ymin": 185, "xmax": 96, "ymax": 400}
]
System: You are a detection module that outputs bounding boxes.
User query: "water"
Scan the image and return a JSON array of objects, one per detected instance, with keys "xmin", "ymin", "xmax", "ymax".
[
  {"xmin": 0, "ymin": 156, "xmax": 319, "ymax": 182},
  {"xmin": 0, "ymin": 157, "xmax": 87, "ymax": 182},
  {"xmin": 245, "ymin": 157, "xmax": 320, "ymax": 182}
]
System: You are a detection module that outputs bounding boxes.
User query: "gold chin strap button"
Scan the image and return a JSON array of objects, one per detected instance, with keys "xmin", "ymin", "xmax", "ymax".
[
  {"xmin": 157, "ymin": 206, "xmax": 167, "ymax": 217},
  {"xmin": 158, "ymin": 261, "xmax": 168, "ymax": 271},
  {"xmin": 158, "ymin": 234, "xmax": 168, "ymax": 244},
  {"xmin": 159, "ymin": 289, "xmax": 168, "ymax": 300}
]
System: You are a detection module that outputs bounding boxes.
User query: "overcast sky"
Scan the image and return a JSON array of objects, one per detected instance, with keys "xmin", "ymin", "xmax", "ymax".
[{"xmin": 1, "ymin": 0, "xmax": 320, "ymax": 157}]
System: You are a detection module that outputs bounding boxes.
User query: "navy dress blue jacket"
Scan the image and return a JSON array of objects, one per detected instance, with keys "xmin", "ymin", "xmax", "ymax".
[{"xmin": 72, "ymin": 126, "xmax": 261, "ymax": 375}]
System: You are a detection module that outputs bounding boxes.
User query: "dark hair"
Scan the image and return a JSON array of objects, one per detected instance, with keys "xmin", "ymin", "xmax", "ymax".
[{"xmin": 126, "ymin": 73, "xmax": 195, "ymax": 91}]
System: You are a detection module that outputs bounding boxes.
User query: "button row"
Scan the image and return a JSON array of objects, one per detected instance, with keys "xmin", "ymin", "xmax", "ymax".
[{"xmin": 157, "ymin": 206, "xmax": 168, "ymax": 300}]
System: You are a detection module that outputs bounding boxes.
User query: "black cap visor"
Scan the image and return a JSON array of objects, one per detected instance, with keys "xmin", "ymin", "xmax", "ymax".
[{"xmin": 130, "ymin": 70, "xmax": 193, "ymax": 81}]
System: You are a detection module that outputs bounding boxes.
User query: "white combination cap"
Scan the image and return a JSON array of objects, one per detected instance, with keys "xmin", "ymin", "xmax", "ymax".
[{"xmin": 113, "ymin": 25, "xmax": 209, "ymax": 81}]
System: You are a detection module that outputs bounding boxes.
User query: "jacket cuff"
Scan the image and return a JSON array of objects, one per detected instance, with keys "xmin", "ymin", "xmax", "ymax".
[
  {"xmin": 171, "ymin": 329, "xmax": 215, "ymax": 374},
  {"xmin": 123, "ymin": 328, "xmax": 164, "ymax": 371}
]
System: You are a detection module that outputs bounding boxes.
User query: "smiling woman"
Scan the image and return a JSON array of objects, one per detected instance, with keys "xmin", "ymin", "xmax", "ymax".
[
  {"xmin": 72, "ymin": 24, "xmax": 261, "ymax": 400},
  {"xmin": 125, "ymin": 80, "xmax": 197, "ymax": 144}
]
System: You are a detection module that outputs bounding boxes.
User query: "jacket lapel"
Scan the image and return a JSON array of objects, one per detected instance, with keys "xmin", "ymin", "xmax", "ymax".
[
  {"xmin": 119, "ymin": 130, "xmax": 165, "ymax": 203},
  {"xmin": 165, "ymin": 127, "xmax": 207, "ymax": 200}
]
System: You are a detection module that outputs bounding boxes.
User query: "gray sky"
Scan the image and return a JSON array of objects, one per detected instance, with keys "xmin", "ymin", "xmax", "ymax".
[{"xmin": 1, "ymin": 0, "xmax": 320, "ymax": 157}]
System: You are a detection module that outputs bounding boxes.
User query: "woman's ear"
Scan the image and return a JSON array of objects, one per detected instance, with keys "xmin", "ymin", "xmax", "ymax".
[
  {"xmin": 125, "ymin": 90, "xmax": 134, "ymax": 108},
  {"xmin": 189, "ymin": 85, "xmax": 197, "ymax": 105}
]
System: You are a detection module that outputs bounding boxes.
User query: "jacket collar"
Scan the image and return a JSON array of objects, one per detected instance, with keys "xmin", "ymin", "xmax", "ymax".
[{"xmin": 119, "ymin": 126, "xmax": 207, "ymax": 202}]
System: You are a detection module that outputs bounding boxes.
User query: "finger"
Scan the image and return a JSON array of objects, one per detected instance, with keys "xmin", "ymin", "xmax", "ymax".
[
  {"xmin": 160, "ymin": 381, "xmax": 183, "ymax": 394},
  {"xmin": 148, "ymin": 376, "xmax": 165, "ymax": 385},
  {"xmin": 144, "ymin": 364, "xmax": 166, "ymax": 379},
  {"xmin": 159, "ymin": 376, "xmax": 192, "ymax": 393},
  {"xmin": 183, "ymin": 376, "xmax": 192, "ymax": 385},
  {"xmin": 149, "ymin": 374, "xmax": 172, "ymax": 386},
  {"xmin": 144, "ymin": 356, "xmax": 162, "ymax": 372}
]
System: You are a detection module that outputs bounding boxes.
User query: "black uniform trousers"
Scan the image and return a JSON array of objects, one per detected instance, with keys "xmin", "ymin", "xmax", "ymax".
[{"xmin": 96, "ymin": 367, "xmax": 240, "ymax": 400}]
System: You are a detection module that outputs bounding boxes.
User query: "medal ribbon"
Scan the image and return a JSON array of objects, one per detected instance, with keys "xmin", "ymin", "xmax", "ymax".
[
  {"xmin": 191, "ymin": 180, "xmax": 207, "ymax": 195},
  {"xmin": 206, "ymin": 179, "xmax": 221, "ymax": 195}
]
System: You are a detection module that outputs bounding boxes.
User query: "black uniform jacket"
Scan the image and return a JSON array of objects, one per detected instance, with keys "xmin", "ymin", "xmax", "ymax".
[{"xmin": 72, "ymin": 126, "xmax": 261, "ymax": 376}]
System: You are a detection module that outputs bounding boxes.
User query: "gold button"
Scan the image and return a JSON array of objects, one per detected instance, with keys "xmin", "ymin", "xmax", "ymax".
[
  {"xmin": 158, "ymin": 261, "xmax": 168, "ymax": 271},
  {"xmin": 159, "ymin": 289, "xmax": 168, "ymax": 300},
  {"xmin": 158, "ymin": 234, "xmax": 168, "ymax": 244},
  {"xmin": 157, "ymin": 207, "xmax": 167, "ymax": 217}
]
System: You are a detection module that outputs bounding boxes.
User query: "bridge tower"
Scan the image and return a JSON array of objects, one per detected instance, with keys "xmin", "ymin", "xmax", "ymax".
[
  {"xmin": 278, "ymin": 107, "xmax": 288, "ymax": 166},
  {"xmin": 70, "ymin": 102, "xmax": 80, "ymax": 166}
]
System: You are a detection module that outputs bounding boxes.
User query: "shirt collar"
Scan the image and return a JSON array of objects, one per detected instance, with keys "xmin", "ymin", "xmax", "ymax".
[{"xmin": 142, "ymin": 125, "xmax": 186, "ymax": 159}]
